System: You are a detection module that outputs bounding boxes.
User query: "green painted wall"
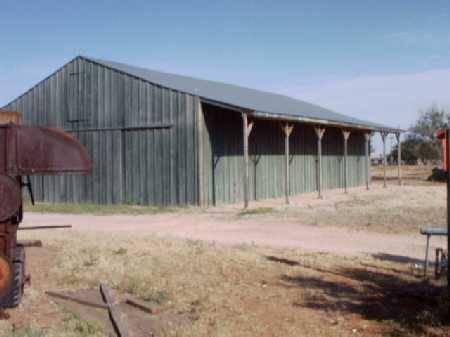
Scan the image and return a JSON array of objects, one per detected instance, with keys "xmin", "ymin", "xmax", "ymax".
[
  {"xmin": 5, "ymin": 57, "xmax": 198, "ymax": 206},
  {"xmin": 201, "ymin": 103, "xmax": 368, "ymax": 205}
]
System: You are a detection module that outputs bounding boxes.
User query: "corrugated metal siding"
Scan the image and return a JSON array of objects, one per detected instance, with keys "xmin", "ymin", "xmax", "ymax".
[
  {"xmin": 5, "ymin": 58, "xmax": 198, "ymax": 206},
  {"xmin": 202, "ymin": 103, "xmax": 367, "ymax": 205},
  {"xmin": 4, "ymin": 55, "xmax": 367, "ymax": 207}
]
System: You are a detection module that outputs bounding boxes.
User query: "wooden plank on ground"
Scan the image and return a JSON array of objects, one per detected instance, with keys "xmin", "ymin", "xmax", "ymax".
[
  {"xmin": 18, "ymin": 225, "xmax": 72, "ymax": 231},
  {"xmin": 100, "ymin": 283, "xmax": 130, "ymax": 337},
  {"xmin": 46, "ymin": 291, "xmax": 108, "ymax": 309},
  {"xmin": 125, "ymin": 296, "xmax": 157, "ymax": 314},
  {"xmin": 18, "ymin": 240, "xmax": 43, "ymax": 247}
]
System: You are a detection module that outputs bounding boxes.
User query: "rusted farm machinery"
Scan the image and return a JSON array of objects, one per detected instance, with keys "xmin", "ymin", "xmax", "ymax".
[{"xmin": 0, "ymin": 117, "xmax": 91, "ymax": 308}]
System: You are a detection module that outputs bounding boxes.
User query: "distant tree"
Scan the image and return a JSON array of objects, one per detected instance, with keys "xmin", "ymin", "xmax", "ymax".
[
  {"xmin": 389, "ymin": 135, "xmax": 420, "ymax": 164},
  {"xmin": 389, "ymin": 106, "xmax": 448, "ymax": 163},
  {"xmin": 410, "ymin": 105, "xmax": 448, "ymax": 141}
]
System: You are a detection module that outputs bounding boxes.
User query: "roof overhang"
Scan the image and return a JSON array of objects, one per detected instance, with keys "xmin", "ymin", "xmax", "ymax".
[{"xmin": 201, "ymin": 98, "xmax": 403, "ymax": 134}]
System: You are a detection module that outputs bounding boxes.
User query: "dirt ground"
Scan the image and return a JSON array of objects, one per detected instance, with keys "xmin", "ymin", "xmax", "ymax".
[
  {"xmin": 22, "ymin": 166, "xmax": 447, "ymax": 259},
  {"xmin": 1, "ymin": 165, "xmax": 450, "ymax": 337}
]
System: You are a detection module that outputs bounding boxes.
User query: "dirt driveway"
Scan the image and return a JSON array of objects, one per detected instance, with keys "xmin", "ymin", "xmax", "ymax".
[{"xmin": 23, "ymin": 182, "xmax": 447, "ymax": 260}]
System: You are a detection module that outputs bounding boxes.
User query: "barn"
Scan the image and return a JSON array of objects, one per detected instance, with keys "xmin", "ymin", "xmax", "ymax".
[{"xmin": 2, "ymin": 56, "xmax": 401, "ymax": 207}]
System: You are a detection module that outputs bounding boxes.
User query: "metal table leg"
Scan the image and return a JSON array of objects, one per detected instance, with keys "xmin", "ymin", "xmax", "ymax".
[{"xmin": 424, "ymin": 234, "xmax": 430, "ymax": 277}]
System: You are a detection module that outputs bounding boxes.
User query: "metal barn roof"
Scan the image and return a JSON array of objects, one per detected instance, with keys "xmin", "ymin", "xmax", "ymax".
[{"xmin": 82, "ymin": 56, "xmax": 396, "ymax": 132}]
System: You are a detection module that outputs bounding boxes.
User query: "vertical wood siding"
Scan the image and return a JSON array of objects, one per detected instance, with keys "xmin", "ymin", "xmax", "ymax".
[
  {"xmin": 4, "ymin": 56, "xmax": 367, "ymax": 207},
  {"xmin": 4, "ymin": 57, "xmax": 198, "ymax": 206},
  {"xmin": 201, "ymin": 103, "xmax": 367, "ymax": 205}
]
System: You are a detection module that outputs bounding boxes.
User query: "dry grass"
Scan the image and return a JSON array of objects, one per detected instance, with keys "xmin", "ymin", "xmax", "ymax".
[
  {"xmin": 238, "ymin": 207, "xmax": 275, "ymax": 216},
  {"xmin": 2, "ymin": 166, "xmax": 449, "ymax": 336},
  {"xmin": 0, "ymin": 316, "xmax": 107, "ymax": 337},
  {"xmin": 23, "ymin": 202, "xmax": 179, "ymax": 216},
  {"xmin": 282, "ymin": 184, "xmax": 445, "ymax": 233},
  {"xmin": 1, "ymin": 229, "xmax": 448, "ymax": 337},
  {"xmin": 371, "ymin": 164, "xmax": 437, "ymax": 185}
]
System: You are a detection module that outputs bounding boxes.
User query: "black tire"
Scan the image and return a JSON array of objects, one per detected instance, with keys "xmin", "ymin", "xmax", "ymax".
[
  {"xmin": 2, "ymin": 247, "xmax": 25, "ymax": 308},
  {"xmin": 4, "ymin": 261, "xmax": 23, "ymax": 308}
]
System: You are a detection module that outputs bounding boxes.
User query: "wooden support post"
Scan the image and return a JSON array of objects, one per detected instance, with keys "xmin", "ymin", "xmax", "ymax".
[
  {"xmin": 281, "ymin": 123, "xmax": 294, "ymax": 204},
  {"xmin": 342, "ymin": 130, "xmax": 351, "ymax": 193},
  {"xmin": 381, "ymin": 132, "xmax": 387, "ymax": 188},
  {"xmin": 315, "ymin": 127, "xmax": 326, "ymax": 199},
  {"xmin": 364, "ymin": 132, "xmax": 371, "ymax": 190},
  {"xmin": 395, "ymin": 132, "xmax": 402, "ymax": 185},
  {"xmin": 242, "ymin": 113, "xmax": 254, "ymax": 208},
  {"xmin": 196, "ymin": 99, "xmax": 205, "ymax": 206}
]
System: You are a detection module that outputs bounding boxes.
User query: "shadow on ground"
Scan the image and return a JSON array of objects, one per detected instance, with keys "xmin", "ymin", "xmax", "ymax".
[
  {"xmin": 266, "ymin": 255, "xmax": 301, "ymax": 266},
  {"xmin": 372, "ymin": 176, "xmax": 403, "ymax": 181},
  {"xmin": 371, "ymin": 253, "xmax": 425, "ymax": 265},
  {"xmin": 266, "ymin": 255, "xmax": 449, "ymax": 336}
]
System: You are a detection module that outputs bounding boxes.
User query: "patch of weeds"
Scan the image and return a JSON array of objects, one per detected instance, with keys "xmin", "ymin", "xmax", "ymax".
[
  {"xmin": 158, "ymin": 330, "xmax": 190, "ymax": 337},
  {"xmin": 64, "ymin": 314, "xmax": 104, "ymax": 337},
  {"xmin": 113, "ymin": 247, "xmax": 128, "ymax": 255},
  {"xmin": 80, "ymin": 248, "xmax": 100, "ymax": 267},
  {"xmin": 118, "ymin": 277, "xmax": 169, "ymax": 305},
  {"xmin": 185, "ymin": 239, "xmax": 204, "ymax": 247},
  {"xmin": 6, "ymin": 327, "xmax": 46, "ymax": 337},
  {"xmin": 142, "ymin": 290, "xmax": 170, "ymax": 305},
  {"xmin": 24, "ymin": 201, "xmax": 178, "ymax": 216},
  {"xmin": 59, "ymin": 269, "xmax": 85, "ymax": 286},
  {"xmin": 239, "ymin": 207, "xmax": 274, "ymax": 216},
  {"xmin": 82, "ymin": 254, "xmax": 99, "ymax": 267},
  {"xmin": 120, "ymin": 277, "xmax": 143, "ymax": 297}
]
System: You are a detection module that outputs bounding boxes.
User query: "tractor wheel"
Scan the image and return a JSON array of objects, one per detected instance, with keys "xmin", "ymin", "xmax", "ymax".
[{"xmin": 2, "ymin": 247, "xmax": 25, "ymax": 308}]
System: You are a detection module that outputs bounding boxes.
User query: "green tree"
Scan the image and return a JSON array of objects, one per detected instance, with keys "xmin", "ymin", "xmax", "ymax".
[
  {"xmin": 410, "ymin": 105, "xmax": 448, "ymax": 140},
  {"xmin": 389, "ymin": 135, "xmax": 420, "ymax": 164}
]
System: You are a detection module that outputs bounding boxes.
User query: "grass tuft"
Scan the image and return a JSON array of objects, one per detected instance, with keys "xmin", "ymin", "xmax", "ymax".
[
  {"xmin": 24, "ymin": 202, "xmax": 178, "ymax": 216},
  {"xmin": 5, "ymin": 327, "xmax": 46, "ymax": 337},
  {"xmin": 64, "ymin": 314, "xmax": 103, "ymax": 337},
  {"xmin": 239, "ymin": 207, "xmax": 274, "ymax": 216}
]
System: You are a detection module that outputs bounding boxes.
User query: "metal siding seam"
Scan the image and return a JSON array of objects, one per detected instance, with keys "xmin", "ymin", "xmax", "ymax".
[
  {"xmin": 138, "ymin": 81, "xmax": 145, "ymax": 204},
  {"xmin": 169, "ymin": 90, "xmax": 175, "ymax": 205},
  {"xmin": 144, "ymin": 83, "xmax": 151, "ymax": 205},
  {"xmin": 160, "ymin": 87, "xmax": 166, "ymax": 205},
  {"xmin": 158, "ymin": 86, "xmax": 164, "ymax": 205},
  {"xmin": 132, "ymin": 79, "xmax": 139, "ymax": 204},
  {"xmin": 163, "ymin": 89, "xmax": 171, "ymax": 206},
  {"xmin": 149, "ymin": 85, "xmax": 156, "ymax": 205},
  {"xmin": 181, "ymin": 94, "xmax": 187, "ymax": 205},
  {"xmin": 186, "ymin": 95, "xmax": 194, "ymax": 204}
]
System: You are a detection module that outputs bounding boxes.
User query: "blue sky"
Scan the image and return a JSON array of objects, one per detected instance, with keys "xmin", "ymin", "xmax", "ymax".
[{"xmin": 1, "ymin": 0, "xmax": 450, "ymax": 153}]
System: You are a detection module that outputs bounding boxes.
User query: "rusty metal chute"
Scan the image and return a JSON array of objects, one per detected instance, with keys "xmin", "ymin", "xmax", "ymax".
[
  {"xmin": 0, "ymin": 175, "xmax": 21, "ymax": 221},
  {"xmin": 0, "ymin": 124, "xmax": 91, "ymax": 175},
  {"xmin": 0, "ymin": 120, "xmax": 92, "ymax": 309}
]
